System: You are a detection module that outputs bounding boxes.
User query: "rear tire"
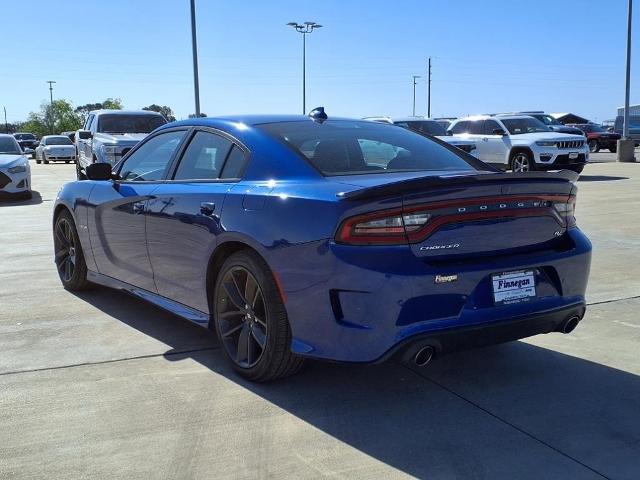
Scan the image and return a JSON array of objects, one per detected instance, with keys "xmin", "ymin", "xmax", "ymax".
[
  {"xmin": 510, "ymin": 151, "xmax": 535, "ymax": 172},
  {"xmin": 53, "ymin": 210, "xmax": 92, "ymax": 291},
  {"xmin": 588, "ymin": 139, "xmax": 600, "ymax": 153},
  {"xmin": 213, "ymin": 250, "xmax": 304, "ymax": 382}
]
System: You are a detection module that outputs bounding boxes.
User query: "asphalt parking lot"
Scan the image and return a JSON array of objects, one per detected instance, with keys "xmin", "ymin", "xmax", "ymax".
[{"xmin": 1, "ymin": 154, "xmax": 639, "ymax": 479}]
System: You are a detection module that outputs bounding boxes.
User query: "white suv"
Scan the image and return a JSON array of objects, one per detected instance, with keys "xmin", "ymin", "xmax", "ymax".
[
  {"xmin": 364, "ymin": 117, "xmax": 479, "ymax": 158},
  {"xmin": 447, "ymin": 114, "xmax": 588, "ymax": 173}
]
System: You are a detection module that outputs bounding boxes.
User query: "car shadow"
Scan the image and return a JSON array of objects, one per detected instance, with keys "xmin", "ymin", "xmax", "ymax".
[
  {"xmin": 578, "ymin": 175, "xmax": 629, "ymax": 182},
  {"xmin": 0, "ymin": 190, "xmax": 43, "ymax": 206},
  {"xmin": 73, "ymin": 287, "xmax": 640, "ymax": 479}
]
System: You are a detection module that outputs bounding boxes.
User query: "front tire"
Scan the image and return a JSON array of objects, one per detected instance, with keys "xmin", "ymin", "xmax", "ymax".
[
  {"xmin": 570, "ymin": 165, "xmax": 585, "ymax": 174},
  {"xmin": 609, "ymin": 144, "xmax": 617, "ymax": 153},
  {"xmin": 588, "ymin": 139, "xmax": 600, "ymax": 153},
  {"xmin": 510, "ymin": 151, "xmax": 535, "ymax": 172},
  {"xmin": 76, "ymin": 161, "xmax": 87, "ymax": 180},
  {"xmin": 213, "ymin": 250, "xmax": 304, "ymax": 382},
  {"xmin": 53, "ymin": 210, "xmax": 92, "ymax": 291}
]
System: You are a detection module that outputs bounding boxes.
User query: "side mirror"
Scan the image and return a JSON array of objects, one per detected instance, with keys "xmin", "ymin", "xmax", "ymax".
[
  {"xmin": 493, "ymin": 128, "xmax": 507, "ymax": 136},
  {"xmin": 86, "ymin": 162, "xmax": 114, "ymax": 181},
  {"xmin": 23, "ymin": 148, "xmax": 34, "ymax": 155},
  {"xmin": 78, "ymin": 130, "xmax": 92, "ymax": 140}
]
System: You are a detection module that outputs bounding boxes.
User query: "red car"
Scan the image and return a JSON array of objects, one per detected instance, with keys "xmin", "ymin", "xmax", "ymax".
[{"xmin": 568, "ymin": 124, "xmax": 621, "ymax": 153}]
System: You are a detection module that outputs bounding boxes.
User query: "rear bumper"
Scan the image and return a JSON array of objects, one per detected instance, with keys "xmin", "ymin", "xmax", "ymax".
[
  {"xmin": 379, "ymin": 302, "xmax": 586, "ymax": 364},
  {"xmin": 274, "ymin": 228, "xmax": 592, "ymax": 363}
]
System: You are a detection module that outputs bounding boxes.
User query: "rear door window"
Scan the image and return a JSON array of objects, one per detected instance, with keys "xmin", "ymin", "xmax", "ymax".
[
  {"xmin": 449, "ymin": 121, "xmax": 470, "ymax": 134},
  {"xmin": 173, "ymin": 131, "xmax": 233, "ymax": 180}
]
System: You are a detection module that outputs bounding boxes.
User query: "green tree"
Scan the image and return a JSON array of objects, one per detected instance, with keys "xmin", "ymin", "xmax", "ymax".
[
  {"xmin": 142, "ymin": 104, "xmax": 176, "ymax": 122},
  {"xmin": 22, "ymin": 99, "xmax": 83, "ymax": 136},
  {"xmin": 75, "ymin": 98, "xmax": 123, "ymax": 123}
]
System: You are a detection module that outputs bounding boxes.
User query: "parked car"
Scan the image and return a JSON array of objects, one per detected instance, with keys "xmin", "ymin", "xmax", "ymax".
[
  {"xmin": 35, "ymin": 135, "xmax": 76, "ymax": 164},
  {"xmin": 612, "ymin": 115, "xmax": 640, "ymax": 145},
  {"xmin": 60, "ymin": 131, "xmax": 76, "ymax": 143},
  {"xmin": 0, "ymin": 134, "xmax": 31, "ymax": 199},
  {"xmin": 515, "ymin": 112, "xmax": 585, "ymax": 136},
  {"xmin": 364, "ymin": 117, "xmax": 478, "ymax": 157},
  {"xmin": 13, "ymin": 132, "xmax": 39, "ymax": 158},
  {"xmin": 567, "ymin": 124, "xmax": 621, "ymax": 153},
  {"xmin": 75, "ymin": 109, "xmax": 167, "ymax": 180},
  {"xmin": 447, "ymin": 115, "xmax": 588, "ymax": 173},
  {"xmin": 53, "ymin": 112, "xmax": 591, "ymax": 381}
]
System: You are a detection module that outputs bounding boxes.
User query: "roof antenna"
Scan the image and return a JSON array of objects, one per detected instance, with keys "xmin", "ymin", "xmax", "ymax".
[{"xmin": 308, "ymin": 106, "xmax": 328, "ymax": 123}]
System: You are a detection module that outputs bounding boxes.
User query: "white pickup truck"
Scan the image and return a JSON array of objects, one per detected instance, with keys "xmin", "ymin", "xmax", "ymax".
[{"xmin": 75, "ymin": 109, "xmax": 167, "ymax": 179}]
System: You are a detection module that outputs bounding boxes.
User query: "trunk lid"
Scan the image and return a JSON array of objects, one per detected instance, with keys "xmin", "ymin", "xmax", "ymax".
[{"xmin": 336, "ymin": 171, "xmax": 577, "ymax": 260}]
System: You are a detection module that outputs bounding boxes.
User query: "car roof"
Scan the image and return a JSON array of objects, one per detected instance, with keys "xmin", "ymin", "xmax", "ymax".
[
  {"xmin": 167, "ymin": 114, "xmax": 368, "ymax": 129},
  {"xmin": 364, "ymin": 116, "xmax": 440, "ymax": 123},
  {"xmin": 13, "ymin": 132, "xmax": 35, "ymax": 135},
  {"xmin": 89, "ymin": 109, "xmax": 164, "ymax": 116},
  {"xmin": 0, "ymin": 133, "xmax": 16, "ymax": 138},
  {"xmin": 454, "ymin": 114, "xmax": 536, "ymax": 122}
]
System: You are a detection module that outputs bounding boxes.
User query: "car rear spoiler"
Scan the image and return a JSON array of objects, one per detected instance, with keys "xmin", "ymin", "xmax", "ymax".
[{"xmin": 337, "ymin": 170, "xmax": 579, "ymax": 201}]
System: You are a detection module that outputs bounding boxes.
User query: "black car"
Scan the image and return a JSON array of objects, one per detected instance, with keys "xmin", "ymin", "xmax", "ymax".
[
  {"xmin": 517, "ymin": 113, "xmax": 585, "ymax": 136},
  {"xmin": 13, "ymin": 133, "xmax": 39, "ymax": 157}
]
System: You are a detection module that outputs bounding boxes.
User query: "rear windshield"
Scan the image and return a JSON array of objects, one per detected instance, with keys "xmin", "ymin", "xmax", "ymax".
[
  {"xmin": 14, "ymin": 133, "xmax": 36, "ymax": 140},
  {"xmin": 44, "ymin": 136, "xmax": 73, "ymax": 145},
  {"xmin": 258, "ymin": 120, "xmax": 477, "ymax": 176},
  {"xmin": 97, "ymin": 114, "xmax": 167, "ymax": 134},
  {"xmin": 0, "ymin": 137, "xmax": 21, "ymax": 154}
]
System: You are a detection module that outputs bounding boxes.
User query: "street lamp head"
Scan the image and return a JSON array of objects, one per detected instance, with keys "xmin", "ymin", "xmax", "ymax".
[
  {"xmin": 313, "ymin": 24, "xmax": 323, "ymax": 28},
  {"xmin": 286, "ymin": 22, "xmax": 299, "ymax": 27}
]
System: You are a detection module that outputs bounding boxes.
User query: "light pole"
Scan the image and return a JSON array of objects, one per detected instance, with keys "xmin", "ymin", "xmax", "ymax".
[
  {"xmin": 190, "ymin": 0, "xmax": 201, "ymax": 117},
  {"xmin": 3, "ymin": 107, "xmax": 7, "ymax": 134},
  {"xmin": 427, "ymin": 58, "xmax": 432, "ymax": 118},
  {"xmin": 46, "ymin": 80, "xmax": 56, "ymax": 134},
  {"xmin": 619, "ymin": 0, "xmax": 635, "ymax": 161},
  {"xmin": 287, "ymin": 21, "xmax": 322, "ymax": 115},
  {"xmin": 412, "ymin": 75, "xmax": 421, "ymax": 116}
]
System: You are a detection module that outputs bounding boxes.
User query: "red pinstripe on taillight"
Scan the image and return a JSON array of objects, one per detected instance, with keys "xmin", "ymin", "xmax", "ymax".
[{"xmin": 335, "ymin": 194, "xmax": 575, "ymax": 246}]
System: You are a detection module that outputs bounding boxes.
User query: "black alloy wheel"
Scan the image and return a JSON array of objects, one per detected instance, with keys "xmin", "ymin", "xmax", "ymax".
[
  {"xmin": 213, "ymin": 250, "xmax": 304, "ymax": 381},
  {"xmin": 588, "ymin": 139, "xmax": 600, "ymax": 153},
  {"xmin": 53, "ymin": 210, "xmax": 91, "ymax": 290},
  {"xmin": 217, "ymin": 266, "xmax": 268, "ymax": 369}
]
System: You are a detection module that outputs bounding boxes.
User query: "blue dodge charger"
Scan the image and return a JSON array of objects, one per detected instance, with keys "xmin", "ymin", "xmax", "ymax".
[{"xmin": 53, "ymin": 110, "xmax": 592, "ymax": 381}]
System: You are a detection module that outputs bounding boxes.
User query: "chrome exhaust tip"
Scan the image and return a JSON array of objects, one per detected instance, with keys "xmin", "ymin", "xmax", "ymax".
[
  {"xmin": 414, "ymin": 346, "xmax": 435, "ymax": 367},
  {"xmin": 562, "ymin": 316, "xmax": 581, "ymax": 334}
]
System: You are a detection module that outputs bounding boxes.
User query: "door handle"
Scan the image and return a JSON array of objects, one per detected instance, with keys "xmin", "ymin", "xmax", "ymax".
[
  {"xmin": 482, "ymin": 137, "xmax": 489, "ymax": 142},
  {"xmin": 132, "ymin": 202, "xmax": 146, "ymax": 214},
  {"xmin": 200, "ymin": 202, "xmax": 216, "ymax": 216}
]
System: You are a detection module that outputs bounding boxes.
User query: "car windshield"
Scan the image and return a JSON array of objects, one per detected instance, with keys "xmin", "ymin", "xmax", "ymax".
[
  {"xmin": 406, "ymin": 120, "xmax": 447, "ymax": 136},
  {"xmin": 14, "ymin": 133, "xmax": 36, "ymax": 140},
  {"xmin": 0, "ymin": 137, "xmax": 21, "ymax": 154},
  {"xmin": 536, "ymin": 115, "xmax": 561, "ymax": 126},
  {"xmin": 589, "ymin": 125, "xmax": 606, "ymax": 132},
  {"xmin": 97, "ymin": 114, "xmax": 167, "ymax": 134},
  {"xmin": 45, "ymin": 136, "xmax": 73, "ymax": 145},
  {"xmin": 501, "ymin": 118, "xmax": 551, "ymax": 135},
  {"xmin": 258, "ymin": 120, "xmax": 478, "ymax": 176}
]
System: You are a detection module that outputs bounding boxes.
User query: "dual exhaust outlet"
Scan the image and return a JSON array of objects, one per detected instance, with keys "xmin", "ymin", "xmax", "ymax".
[{"xmin": 409, "ymin": 314, "xmax": 582, "ymax": 368}]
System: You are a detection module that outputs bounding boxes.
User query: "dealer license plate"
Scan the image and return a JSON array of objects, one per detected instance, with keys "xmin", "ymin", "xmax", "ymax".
[
  {"xmin": 491, "ymin": 270, "xmax": 536, "ymax": 305},
  {"xmin": 569, "ymin": 152, "xmax": 579, "ymax": 159}
]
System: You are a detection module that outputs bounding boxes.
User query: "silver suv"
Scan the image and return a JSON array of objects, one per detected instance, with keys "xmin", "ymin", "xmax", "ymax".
[{"xmin": 75, "ymin": 110, "xmax": 167, "ymax": 179}]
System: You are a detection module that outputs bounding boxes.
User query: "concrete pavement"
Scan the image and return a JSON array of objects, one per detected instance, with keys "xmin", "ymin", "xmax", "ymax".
[{"xmin": 0, "ymin": 159, "xmax": 638, "ymax": 479}]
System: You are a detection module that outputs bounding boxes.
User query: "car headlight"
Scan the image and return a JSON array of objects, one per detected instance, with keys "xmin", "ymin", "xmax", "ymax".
[
  {"xmin": 535, "ymin": 141, "xmax": 556, "ymax": 147},
  {"xmin": 100, "ymin": 144, "xmax": 118, "ymax": 160},
  {"xmin": 8, "ymin": 164, "xmax": 27, "ymax": 173}
]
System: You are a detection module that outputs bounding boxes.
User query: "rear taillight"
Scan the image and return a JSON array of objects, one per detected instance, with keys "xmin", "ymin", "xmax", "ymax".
[
  {"xmin": 336, "ymin": 194, "xmax": 575, "ymax": 246},
  {"xmin": 552, "ymin": 196, "xmax": 576, "ymax": 227},
  {"xmin": 336, "ymin": 209, "xmax": 431, "ymax": 245}
]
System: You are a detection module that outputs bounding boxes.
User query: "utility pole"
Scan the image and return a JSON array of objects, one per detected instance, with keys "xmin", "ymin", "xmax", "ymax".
[
  {"xmin": 3, "ymin": 107, "xmax": 7, "ymax": 133},
  {"xmin": 619, "ymin": 0, "xmax": 635, "ymax": 161},
  {"xmin": 287, "ymin": 22, "xmax": 323, "ymax": 114},
  {"xmin": 427, "ymin": 57, "xmax": 432, "ymax": 118},
  {"xmin": 412, "ymin": 75, "xmax": 421, "ymax": 116},
  {"xmin": 46, "ymin": 80, "xmax": 56, "ymax": 134},
  {"xmin": 190, "ymin": 0, "xmax": 201, "ymax": 117}
]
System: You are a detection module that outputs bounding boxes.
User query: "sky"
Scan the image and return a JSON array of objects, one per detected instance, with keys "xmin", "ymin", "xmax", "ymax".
[{"xmin": 1, "ymin": 0, "xmax": 637, "ymax": 124}]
